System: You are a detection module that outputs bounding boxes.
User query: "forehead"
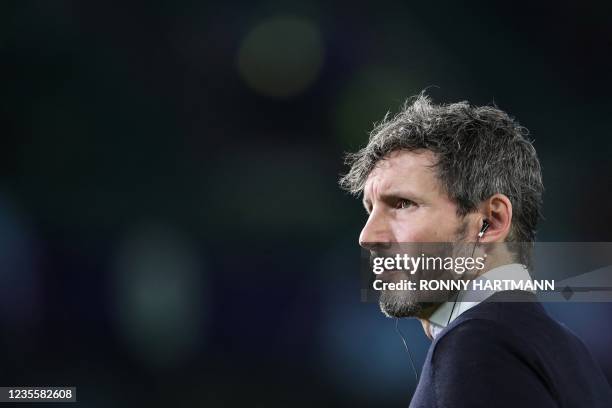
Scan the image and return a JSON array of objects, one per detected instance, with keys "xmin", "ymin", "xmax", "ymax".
[{"xmin": 363, "ymin": 149, "xmax": 441, "ymax": 197}]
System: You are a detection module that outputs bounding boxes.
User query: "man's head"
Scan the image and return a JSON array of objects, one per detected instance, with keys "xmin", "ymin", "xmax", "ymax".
[{"xmin": 340, "ymin": 93, "xmax": 543, "ymax": 317}]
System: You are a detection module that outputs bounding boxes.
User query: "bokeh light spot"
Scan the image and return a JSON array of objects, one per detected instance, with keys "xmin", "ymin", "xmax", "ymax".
[
  {"xmin": 111, "ymin": 223, "xmax": 209, "ymax": 369},
  {"xmin": 334, "ymin": 66, "xmax": 422, "ymax": 149},
  {"xmin": 237, "ymin": 16, "xmax": 324, "ymax": 98}
]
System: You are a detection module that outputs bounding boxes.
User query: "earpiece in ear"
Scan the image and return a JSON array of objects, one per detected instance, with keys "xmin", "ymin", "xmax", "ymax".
[{"xmin": 478, "ymin": 219, "xmax": 490, "ymax": 238}]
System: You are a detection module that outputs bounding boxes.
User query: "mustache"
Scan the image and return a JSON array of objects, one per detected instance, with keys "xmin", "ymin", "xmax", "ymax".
[{"xmin": 366, "ymin": 242, "xmax": 458, "ymax": 259}]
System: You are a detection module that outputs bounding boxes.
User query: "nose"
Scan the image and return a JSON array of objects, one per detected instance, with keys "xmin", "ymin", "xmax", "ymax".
[{"xmin": 359, "ymin": 210, "xmax": 394, "ymax": 250}]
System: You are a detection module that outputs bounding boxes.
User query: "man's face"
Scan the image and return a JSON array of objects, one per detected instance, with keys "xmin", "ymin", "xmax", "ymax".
[{"xmin": 360, "ymin": 149, "xmax": 468, "ymax": 317}]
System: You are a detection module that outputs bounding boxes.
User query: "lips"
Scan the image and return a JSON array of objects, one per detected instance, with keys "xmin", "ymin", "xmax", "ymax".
[{"xmin": 377, "ymin": 269, "xmax": 416, "ymax": 282}]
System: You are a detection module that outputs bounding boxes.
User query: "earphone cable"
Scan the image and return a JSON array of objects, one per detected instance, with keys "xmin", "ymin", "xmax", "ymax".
[{"xmin": 395, "ymin": 318, "xmax": 419, "ymax": 383}]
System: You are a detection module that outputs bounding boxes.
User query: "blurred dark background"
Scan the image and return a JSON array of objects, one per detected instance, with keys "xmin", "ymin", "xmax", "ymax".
[{"xmin": 2, "ymin": 0, "xmax": 612, "ymax": 406}]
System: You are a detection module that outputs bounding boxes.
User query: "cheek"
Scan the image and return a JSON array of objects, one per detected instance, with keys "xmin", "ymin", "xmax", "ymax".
[
  {"xmin": 392, "ymin": 208, "xmax": 460, "ymax": 242},
  {"xmin": 390, "ymin": 211, "xmax": 436, "ymax": 242}
]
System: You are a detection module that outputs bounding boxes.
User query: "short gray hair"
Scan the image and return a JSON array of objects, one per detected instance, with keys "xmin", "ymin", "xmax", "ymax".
[{"xmin": 339, "ymin": 93, "xmax": 544, "ymax": 243}]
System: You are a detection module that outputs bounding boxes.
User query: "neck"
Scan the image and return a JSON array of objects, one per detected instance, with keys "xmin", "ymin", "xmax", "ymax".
[
  {"xmin": 415, "ymin": 304, "xmax": 439, "ymax": 340},
  {"xmin": 417, "ymin": 252, "xmax": 521, "ymax": 339},
  {"xmin": 418, "ymin": 318, "xmax": 434, "ymax": 340}
]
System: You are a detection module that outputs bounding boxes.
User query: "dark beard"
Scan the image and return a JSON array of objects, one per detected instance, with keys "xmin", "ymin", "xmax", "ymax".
[
  {"xmin": 378, "ymin": 280, "xmax": 454, "ymax": 319},
  {"xmin": 379, "ymin": 293, "xmax": 437, "ymax": 318},
  {"xmin": 377, "ymin": 222, "xmax": 470, "ymax": 319}
]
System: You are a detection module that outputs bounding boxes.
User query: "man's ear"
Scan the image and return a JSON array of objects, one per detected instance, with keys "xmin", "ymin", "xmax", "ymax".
[{"xmin": 479, "ymin": 194, "xmax": 512, "ymax": 242}]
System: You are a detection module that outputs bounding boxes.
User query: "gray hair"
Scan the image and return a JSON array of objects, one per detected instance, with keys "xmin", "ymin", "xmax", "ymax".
[{"xmin": 339, "ymin": 93, "xmax": 544, "ymax": 243}]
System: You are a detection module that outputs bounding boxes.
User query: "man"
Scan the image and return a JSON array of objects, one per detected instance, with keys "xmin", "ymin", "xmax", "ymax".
[{"xmin": 339, "ymin": 94, "xmax": 612, "ymax": 407}]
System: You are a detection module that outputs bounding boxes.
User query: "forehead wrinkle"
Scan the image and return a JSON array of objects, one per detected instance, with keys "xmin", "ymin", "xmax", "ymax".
[
  {"xmin": 363, "ymin": 168, "xmax": 403, "ymax": 209},
  {"xmin": 364, "ymin": 150, "xmax": 442, "ymax": 202}
]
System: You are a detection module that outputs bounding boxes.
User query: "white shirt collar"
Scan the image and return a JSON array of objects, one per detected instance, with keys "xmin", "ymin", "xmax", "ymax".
[{"xmin": 427, "ymin": 263, "xmax": 533, "ymax": 339}]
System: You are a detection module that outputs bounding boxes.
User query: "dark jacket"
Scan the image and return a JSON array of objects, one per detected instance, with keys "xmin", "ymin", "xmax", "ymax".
[{"xmin": 410, "ymin": 291, "xmax": 612, "ymax": 407}]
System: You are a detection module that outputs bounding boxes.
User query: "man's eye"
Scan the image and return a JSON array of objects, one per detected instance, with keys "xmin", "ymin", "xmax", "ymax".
[{"xmin": 397, "ymin": 199, "xmax": 414, "ymax": 209}]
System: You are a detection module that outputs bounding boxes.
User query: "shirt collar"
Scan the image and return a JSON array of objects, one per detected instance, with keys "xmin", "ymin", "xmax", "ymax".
[{"xmin": 427, "ymin": 263, "xmax": 533, "ymax": 339}]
